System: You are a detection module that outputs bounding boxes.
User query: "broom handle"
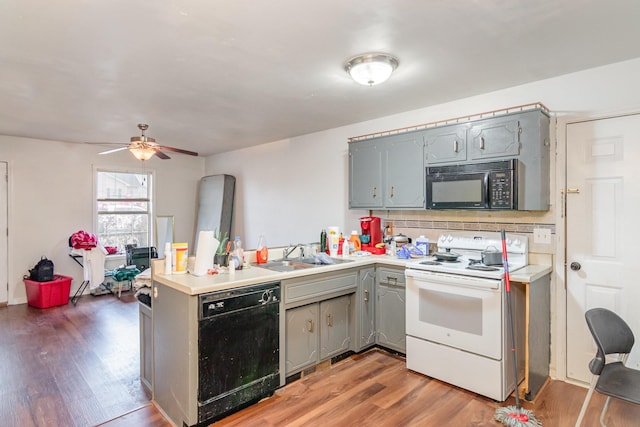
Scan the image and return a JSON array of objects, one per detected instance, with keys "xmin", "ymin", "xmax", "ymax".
[{"xmin": 501, "ymin": 229, "xmax": 521, "ymax": 410}]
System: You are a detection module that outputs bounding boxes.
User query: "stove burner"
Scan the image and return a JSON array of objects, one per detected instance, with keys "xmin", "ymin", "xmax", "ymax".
[
  {"xmin": 466, "ymin": 265, "xmax": 500, "ymax": 272},
  {"xmin": 419, "ymin": 260, "xmax": 442, "ymax": 266}
]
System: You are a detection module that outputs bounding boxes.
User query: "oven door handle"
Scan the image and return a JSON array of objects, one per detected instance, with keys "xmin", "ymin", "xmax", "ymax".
[{"xmin": 405, "ymin": 269, "xmax": 501, "ymax": 291}]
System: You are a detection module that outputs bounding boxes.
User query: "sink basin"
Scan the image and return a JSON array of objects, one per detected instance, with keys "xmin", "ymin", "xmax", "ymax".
[
  {"xmin": 255, "ymin": 259, "xmax": 315, "ymax": 272},
  {"xmin": 295, "ymin": 257, "xmax": 354, "ymax": 265},
  {"xmin": 255, "ymin": 257, "xmax": 353, "ymax": 272}
]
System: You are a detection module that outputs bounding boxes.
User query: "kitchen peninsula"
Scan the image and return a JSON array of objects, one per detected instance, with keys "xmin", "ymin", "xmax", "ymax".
[{"xmin": 149, "ymin": 255, "xmax": 551, "ymax": 427}]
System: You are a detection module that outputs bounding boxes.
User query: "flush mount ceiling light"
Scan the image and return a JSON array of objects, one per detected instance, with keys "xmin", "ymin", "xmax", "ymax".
[{"xmin": 344, "ymin": 53, "xmax": 399, "ymax": 86}]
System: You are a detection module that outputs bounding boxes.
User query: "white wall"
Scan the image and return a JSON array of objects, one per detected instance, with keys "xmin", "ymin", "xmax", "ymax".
[
  {"xmin": 206, "ymin": 57, "xmax": 640, "ymax": 249},
  {"xmin": 1, "ymin": 137, "xmax": 204, "ymax": 304}
]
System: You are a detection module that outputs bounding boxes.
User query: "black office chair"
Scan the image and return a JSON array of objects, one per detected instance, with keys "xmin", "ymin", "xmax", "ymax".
[{"xmin": 575, "ymin": 307, "xmax": 640, "ymax": 426}]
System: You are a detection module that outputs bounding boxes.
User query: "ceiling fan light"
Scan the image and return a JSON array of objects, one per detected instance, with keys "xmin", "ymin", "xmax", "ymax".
[
  {"xmin": 345, "ymin": 53, "xmax": 399, "ymax": 86},
  {"xmin": 129, "ymin": 146, "xmax": 156, "ymax": 161}
]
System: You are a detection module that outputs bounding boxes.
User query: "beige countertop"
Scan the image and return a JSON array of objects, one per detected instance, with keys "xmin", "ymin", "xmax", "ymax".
[{"xmin": 152, "ymin": 256, "xmax": 552, "ymax": 296}]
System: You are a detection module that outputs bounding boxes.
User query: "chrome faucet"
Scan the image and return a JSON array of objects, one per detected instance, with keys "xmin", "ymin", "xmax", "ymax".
[{"xmin": 283, "ymin": 243, "xmax": 304, "ymax": 260}]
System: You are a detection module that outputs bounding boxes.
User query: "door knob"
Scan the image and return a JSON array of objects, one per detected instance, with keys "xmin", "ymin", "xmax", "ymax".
[{"xmin": 570, "ymin": 262, "xmax": 581, "ymax": 271}]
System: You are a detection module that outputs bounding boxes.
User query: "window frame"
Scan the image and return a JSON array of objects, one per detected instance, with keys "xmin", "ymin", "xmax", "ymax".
[{"xmin": 93, "ymin": 166, "xmax": 155, "ymax": 250}]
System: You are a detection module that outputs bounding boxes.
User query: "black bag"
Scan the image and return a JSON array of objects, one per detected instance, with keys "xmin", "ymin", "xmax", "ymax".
[{"xmin": 29, "ymin": 257, "xmax": 54, "ymax": 282}]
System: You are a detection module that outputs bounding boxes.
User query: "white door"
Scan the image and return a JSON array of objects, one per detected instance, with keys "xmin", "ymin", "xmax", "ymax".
[
  {"xmin": 566, "ymin": 113, "xmax": 640, "ymax": 383},
  {"xmin": 1, "ymin": 161, "xmax": 7, "ymax": 304}
]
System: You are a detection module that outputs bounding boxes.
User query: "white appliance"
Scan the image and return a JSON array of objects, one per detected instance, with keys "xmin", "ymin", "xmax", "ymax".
[{"xmin": 405, "ymin": 232, "xmax": 527, "ymax": 401}]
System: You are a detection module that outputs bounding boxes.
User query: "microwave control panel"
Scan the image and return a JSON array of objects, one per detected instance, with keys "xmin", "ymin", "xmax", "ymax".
[{"xmin": 489, "ymin": 170, "xmax": 514, "ymax": 209}]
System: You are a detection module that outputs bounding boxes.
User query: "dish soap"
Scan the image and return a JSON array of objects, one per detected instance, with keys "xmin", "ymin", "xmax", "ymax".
[
  {"xmin": 256, "ymin": 234, "xmax": 268, "ymax": 264},
  {"xmin": 349, "ymin": 230, "xmax": 361, "ymax": 254}
]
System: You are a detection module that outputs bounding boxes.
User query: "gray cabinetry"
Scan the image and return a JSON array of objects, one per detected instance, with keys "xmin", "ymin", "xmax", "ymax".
[
  {"xmin": 320, "ymin": 296, "xmax": 351, "ymax": 360},
  {"xmin": 349, "ymin": 139, "xmax": 383, "ymax": 208},
  {"xmin": 349, "ymin": 131, "xmax": 425, "ymax": 209},
  {"xmin": 424, "ymin": 124, "xmax": 467, "ymax": 165},
  {"xmin": 139, "ymin": 301, "xmax": 153, "ymax": 391},
  {"xmin": 468, "ymin": 114, "xmax": 522, "ymax": 161},
  {"xmin": 384, "ymin": 133, "xmax": 425, "ymax": 208},
  {"xmin": 285, "ymin": 303, "xmax": 319, "ymax": 374},
  {"xmin": 376, "ymin": 267, "xmax": 406, "ymax": 353},
  {"xmin": 283, "ymin": 270, "xmax": 357, "ymax": 376},
  {"xmin": 356, "ymin": 267, "xmax": 376, "ymax": 351}
]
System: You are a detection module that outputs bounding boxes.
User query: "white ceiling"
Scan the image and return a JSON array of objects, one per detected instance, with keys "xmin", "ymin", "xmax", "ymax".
[{"xmin": 2, "ymin": 0, "xmax": 639, "ymax": 157}]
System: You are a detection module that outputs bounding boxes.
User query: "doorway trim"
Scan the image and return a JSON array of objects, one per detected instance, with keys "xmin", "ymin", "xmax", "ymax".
[{"xmin": 556, "ymin": 107, "xmax": 640, "ymax": 385}]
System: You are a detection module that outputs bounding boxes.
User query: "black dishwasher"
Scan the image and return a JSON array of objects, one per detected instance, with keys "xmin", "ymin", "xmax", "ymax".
[{"xmin": 198, "ymin": 281, "xmax": 280, "ymax": 424}]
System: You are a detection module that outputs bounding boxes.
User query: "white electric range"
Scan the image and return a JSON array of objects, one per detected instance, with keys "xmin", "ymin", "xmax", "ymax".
[{"xmin": 404, "ymin": 232, "xmax": 528, "ymax": 401}]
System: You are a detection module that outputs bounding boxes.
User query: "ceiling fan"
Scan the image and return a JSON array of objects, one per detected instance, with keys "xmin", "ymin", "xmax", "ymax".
[{"xmin": 98, "ymin": 124, "xmax": 198, "ymax": 160}]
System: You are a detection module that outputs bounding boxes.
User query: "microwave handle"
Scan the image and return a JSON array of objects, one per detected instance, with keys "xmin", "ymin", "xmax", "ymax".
[{"xmin": 484, "ymin": 173, "xmax": 491, "ymax": 208}]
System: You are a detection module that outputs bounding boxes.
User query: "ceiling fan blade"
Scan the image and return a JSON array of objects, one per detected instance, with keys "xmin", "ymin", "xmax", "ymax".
[
  {"xmin": 157, "ymin": 146, "xmax": 198, "ymax": 156},
  {"xmin": 99, "ymin": 146, "xmax": 129, "ymax": 155},
  {"xmin": 154, "ymin": 149, "xmax": 171, "ymax": 160}
]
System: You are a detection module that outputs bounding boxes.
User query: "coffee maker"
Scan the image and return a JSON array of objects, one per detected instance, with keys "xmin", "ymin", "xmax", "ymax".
[{"xmin": 360, "ymin": 216, "xmax": 382, "ymax": 249}]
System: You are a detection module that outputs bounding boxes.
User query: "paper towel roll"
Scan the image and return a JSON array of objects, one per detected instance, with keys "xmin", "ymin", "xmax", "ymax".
[{"xmin": 192, "ymin": 230, "xmax": 219, "ymax": 276}]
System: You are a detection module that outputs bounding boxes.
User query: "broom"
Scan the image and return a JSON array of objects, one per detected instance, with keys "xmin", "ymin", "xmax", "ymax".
[{"xmin": 494, "ymin": 229, "xmax": 541, "ymax": 427}]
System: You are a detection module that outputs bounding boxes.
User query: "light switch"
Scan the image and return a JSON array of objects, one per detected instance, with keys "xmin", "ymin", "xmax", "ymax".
[{"xmin": 533, "ymin": 228, "xmax": 551, "ymax": 244}]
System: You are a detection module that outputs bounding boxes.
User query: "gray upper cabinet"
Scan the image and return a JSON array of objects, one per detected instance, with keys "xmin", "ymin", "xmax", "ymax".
[
  {"xmin": 468, "ymin": 114, "xmax": 522, "ymax": 161},
  {"xmin": 424, "ymin": 124, "xmax": 467, "ymax": 165},
  {"xmin": 349, "ymin": 130, "xmax": 425, "ymax": 209},
  {"xmin": 384, "ymin": 133, "xmax": 425, "ymax": 208},
  {"xmin": 349, "ymin": 139, "xmax": 383, "ymax": 208}
]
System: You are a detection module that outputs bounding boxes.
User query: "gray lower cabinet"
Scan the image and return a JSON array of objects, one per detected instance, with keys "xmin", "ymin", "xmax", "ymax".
[
  {"xmin": 285, "ymin": 296, "xmax": 352, "ymax": 375},
  {"xmin": 320, "ymin": 295, "xmax": 351, "ymax": 359},
  {"xmin": 376, "ymin": 266, "xmax": 406, "ymax": 353},
  {"xmin": 139, "ymin": 301, "xmax": 152, "ymax": 390},
  {"xmin": 285, "ymin": 303, "xmax": 319, "ymax": 374},
  {"xmin": 356, "ymin": 267, "xmax": 376, "ymax": 351},
  {"xmin": 284, "ymin": 270, "xmax": 358, "ymax": 376}
]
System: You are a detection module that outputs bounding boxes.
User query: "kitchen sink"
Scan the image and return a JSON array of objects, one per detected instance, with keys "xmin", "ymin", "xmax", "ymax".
[
  {"xmin": 294, "ymin": 257, "xmax": 354, "ymax": 265},
  {"xmin": 255, "ymin": 256, "xmax": 353, "ymax": 272},
  {"xmin": 255, "ymin": 260, "xmax": 315, "ymax": 272}
]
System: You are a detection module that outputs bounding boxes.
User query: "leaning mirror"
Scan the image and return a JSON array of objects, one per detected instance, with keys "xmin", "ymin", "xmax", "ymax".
[{"xmin": 156, "ymin": 215, "xmax": 174, "ymax": 258}]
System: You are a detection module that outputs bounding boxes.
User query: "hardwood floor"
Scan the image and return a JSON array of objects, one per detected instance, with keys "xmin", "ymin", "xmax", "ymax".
[
  {"xmin": 0, "ymin": 292, "xmax": 152, "ymax": 427},
  {"xmin": 3, "ymin": 294, "xmax": 640, "ymax": 426},
  {"xmin": 214, "ymin": 350, "xmax": 640, "ymax": 427}
]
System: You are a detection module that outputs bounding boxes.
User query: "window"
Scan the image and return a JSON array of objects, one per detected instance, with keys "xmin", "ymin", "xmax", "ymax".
[{"xmin": 95, "ymin": 169, "xmax": 153, "ymax": 250}]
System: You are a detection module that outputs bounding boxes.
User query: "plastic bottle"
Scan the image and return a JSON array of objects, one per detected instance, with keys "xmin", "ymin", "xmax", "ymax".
[
  {"xmin": 233, "ymin": 236, "xmax": 244, "ymax": 270},
  {"xmin": 320, "ymin": 229, "xmax": 327, "ymax": 253},
  {"xmin": 349, "ymin": 230, "xmax": 361, "ymax": 254},
  {"xmin": 256, "ymin": 234, "xmax": 268, "ymax": 264},
  {"xmin": 342, "ymin": 238, "xmax": 350, "ymax": 258},
  {"xmin": 416, "ymin": 235, "xmax": 429, "ymax": 257},
  {"xmin": 164, "ymin": 242, "xmax": 172, "ymax": 275}
]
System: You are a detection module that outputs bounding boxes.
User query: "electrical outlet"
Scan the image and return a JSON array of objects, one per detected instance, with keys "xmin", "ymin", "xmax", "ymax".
[{"xmin": 533, "ymin": 228, "xmax": 551, "ymax": 244}]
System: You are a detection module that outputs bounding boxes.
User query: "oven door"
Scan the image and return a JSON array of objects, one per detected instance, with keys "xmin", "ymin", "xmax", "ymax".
[
  {"xmin": 405, "ymin": 269, "xmax": 503, "ymax": 359},
  {"xmin": 426, "ymin": 171, "xmax": 489, "ymax": 209}
]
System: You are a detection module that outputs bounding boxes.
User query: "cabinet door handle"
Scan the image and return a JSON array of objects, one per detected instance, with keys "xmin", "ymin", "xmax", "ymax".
[
  {"xmin": 327, "ymin": 313, "xmax": 333, "ymax": 327},
  {"xmin": 364, "ymin": 289, "xmax": 369, "ymax": 302},
  {"xmin": 453, "ymin": 140, "xmax": 459, "ymax": 153},
  {"xmin": 372, "ymin": 186, "xmax": 377, "ymax": 199},
  {"xmin": 479, "ymin": 136, "xmax": 485, "ymax": 150},
  {"xmin": 306, "ymin": 319, "xmax": 314, "ymax": 332},
  {"xmin": 390, "ymin": 186, "xmax": 394, "ymax": 198},
  {"xmin": 387, "ymin": 276, "xmax": 397, "ymax": 285}
]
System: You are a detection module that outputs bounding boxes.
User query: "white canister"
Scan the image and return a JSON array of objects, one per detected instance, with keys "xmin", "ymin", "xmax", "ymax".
[{"xmin": 416, "ymin": 235, "xmax": 429, "ymax": 256}]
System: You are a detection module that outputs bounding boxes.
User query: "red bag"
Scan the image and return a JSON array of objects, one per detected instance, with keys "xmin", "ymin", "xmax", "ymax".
[{"xmin": 70, "ymin": 230, "xmax": 98, "ymax": 249}]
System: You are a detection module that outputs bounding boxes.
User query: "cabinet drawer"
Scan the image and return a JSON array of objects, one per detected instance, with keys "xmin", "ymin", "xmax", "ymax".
[
  {"xmin": 377, "ymin": 267, "xmax": 405, "ymax": 287},
  {"xmin": 284, "ymin": 271, "xmax": 358, "ymax": 306}
]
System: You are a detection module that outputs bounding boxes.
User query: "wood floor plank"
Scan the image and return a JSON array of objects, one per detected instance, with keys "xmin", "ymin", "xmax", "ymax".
[{"xmin": 4, "ymin": 294, "xmax": 640, "ymax": 426}]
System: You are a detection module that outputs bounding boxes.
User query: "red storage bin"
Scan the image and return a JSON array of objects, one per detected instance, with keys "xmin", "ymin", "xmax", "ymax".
[{"xmin": 24, "ymin": 275, "xmax": 72, "ymax": 308}]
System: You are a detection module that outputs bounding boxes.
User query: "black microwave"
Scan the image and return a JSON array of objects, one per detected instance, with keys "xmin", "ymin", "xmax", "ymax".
[{"xmin": 426, "ymin": 159, "xmax": 517, "ymax": 210}]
